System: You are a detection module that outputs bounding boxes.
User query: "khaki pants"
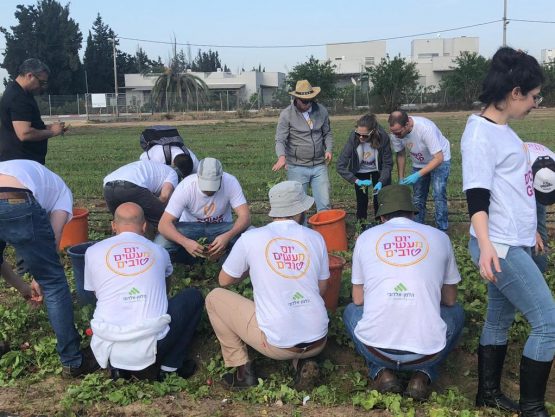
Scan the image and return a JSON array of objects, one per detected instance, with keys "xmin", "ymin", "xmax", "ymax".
[{"xmin": 206, "ymin": 288, "xmax": 326, "ymax": 367}]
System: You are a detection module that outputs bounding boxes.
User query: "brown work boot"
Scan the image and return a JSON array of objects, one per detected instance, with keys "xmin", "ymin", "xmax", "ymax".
[
  {"xmin": 294, "ymin": 359, "xmax": 320, "ymax": 391},
  {"xmin": 405, "ymin": 371, "xmax": 431, "ymax": 401},
  {"xmin": 374, "ymin": 368, "xmax": 403, "ymax": 394}
]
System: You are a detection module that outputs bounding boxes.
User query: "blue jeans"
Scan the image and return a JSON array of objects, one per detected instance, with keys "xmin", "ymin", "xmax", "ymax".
[
  {"xmin": 0, "ymin": 198, "xmax": 82, "ymax": 366},
  {"xmin": 287, "ymin": 163, "xmax": 330, "ymax": 212},
  {"xmin": 343, "ymin": 302, "xmax": 464, "ymax": 382},
  {"xmin": 412, "ymin": 160, "xmax": 450, "ymax": 231},
  {"xmin": 154, "ymin": 222, "xmax": 237, "ymax": 264},
  {"xmin": 157, "ymin": 288, "xmax": 204, "ymax": 368},
  {"xmin": 532, "ymin": 203, "xmax": 548, "ymax": 273},
  {"xmin": 469, "ymin": 237, "xmax": 555, "ymax": 361}
]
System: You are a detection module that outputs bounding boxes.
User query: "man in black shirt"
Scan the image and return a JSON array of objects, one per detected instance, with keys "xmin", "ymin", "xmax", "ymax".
[{"xmin": 0, "ymin": 58, "xmax": 67, "ymax": 164}]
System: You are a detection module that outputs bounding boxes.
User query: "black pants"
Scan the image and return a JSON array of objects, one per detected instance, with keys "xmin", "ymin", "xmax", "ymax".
[
  {"xmin": 103, "ymin": 181, "xmax": 165, "ymax": 227},
  {"xmin": 354, "ymin": 171, "xmax": 381, "ymax": 221}
]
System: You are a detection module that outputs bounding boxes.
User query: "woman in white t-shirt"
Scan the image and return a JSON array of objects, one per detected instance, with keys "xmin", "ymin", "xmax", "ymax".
[
  {"xmin": 461, "ymin": 47, "xmax": 554, "ymax": 417},
  {"xmin": 336, "ymin": 113, "xmax": 392, "ymax": 224}
]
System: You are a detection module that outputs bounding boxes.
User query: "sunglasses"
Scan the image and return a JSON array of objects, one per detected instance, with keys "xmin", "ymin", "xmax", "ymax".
[
  {"xmin": 355, "ymin": 129, "xmax": 374, "ymax": 139},
  {"xmin": 533, "ymin": 94, "xmax": 543, "ymax": 106},
  {"xmin": 32, "ymin": 74, "xmax": 48, "ymax": 87}
]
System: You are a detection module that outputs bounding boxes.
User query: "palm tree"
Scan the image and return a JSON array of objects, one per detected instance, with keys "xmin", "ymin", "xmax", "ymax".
[{"xmin": 151, "ymin": 43, "xmax": 208, "ymax": 113}]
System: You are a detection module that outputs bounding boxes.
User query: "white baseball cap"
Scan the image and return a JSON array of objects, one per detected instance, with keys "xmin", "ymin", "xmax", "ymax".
[
  {"xmin": 197, "ymin": 158, "xmax": 223, "ymax": 192},
  {"xmin": 268, "ymin": 181, "xmax": 314, "ymax": 217},
  {"xmin": 532, "ymin": 156, "xmax": 555, "ymax": 205}
]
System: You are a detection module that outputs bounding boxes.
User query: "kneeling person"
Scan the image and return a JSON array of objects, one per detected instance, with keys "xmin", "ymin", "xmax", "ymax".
[
  {"xmin": 84, "ymin": 202, "xmax": 203, "ymax": 380},
  {"xmin": 343, "ymin": 185, "xmax": 464, "ymax": 400},
  {"xmin": 157, "ymin": 157, "xmax": 250, "ymax": 264},
  {"xmin": 206, "ymin": 181, "xmax": 329, "ymax": 390}
]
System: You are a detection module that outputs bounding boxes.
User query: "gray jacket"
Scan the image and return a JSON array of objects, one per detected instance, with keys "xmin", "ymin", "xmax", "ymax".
[{"xmin": 275, "ymin": 102, "xmax": 333, "ymax": 167}]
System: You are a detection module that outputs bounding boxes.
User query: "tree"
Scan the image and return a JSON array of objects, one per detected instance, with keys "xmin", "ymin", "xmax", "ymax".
[
  {"xmin": 151, "ymin": 45, "xmax": 209, "ymax": 113},
  {"xmin": 287, "ymin": 56, "xmax": 337, "ymax": 100},
  {"xmin": 83, "ymin": 14, "xmax": 116, "ymax": 93},
  {"xmin": 440, "ymin": 52, "xmax": 490, "ymax": 106},
  {"xmin": 0, "ymin": 0, "xmax": 83, "ymax": 93},
  {"xmin": 540, "ymin": 62, "xmax": 555, "ymax": 106},
  {"xmin": 191, "ymin": 49, "xmax": 228, "ymax": 72},
  {"xmin": 367, "ymin": 55, "xmax": 419, "ymax": 113}
]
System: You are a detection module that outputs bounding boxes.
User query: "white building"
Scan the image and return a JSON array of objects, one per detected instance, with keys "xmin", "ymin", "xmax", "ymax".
[
  {"xmin": 411, "ymin": 36, "xmax": 479, "ymax": 89},
  {"xmin": 541, "ymin": 49, "xmax": 555, "ymax": 64},
  {"xmin": 123, "ymin": 70, "xmax": 286, "ymax": 110},
  {"xmin": 326, "ymin": 41, "xmax": 387, "ymax": 86}
]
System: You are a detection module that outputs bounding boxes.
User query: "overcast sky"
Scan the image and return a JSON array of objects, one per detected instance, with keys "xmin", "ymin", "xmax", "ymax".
[{"xmin": 1, "ymin": 0, "xmax": 554, "ymax": 91}]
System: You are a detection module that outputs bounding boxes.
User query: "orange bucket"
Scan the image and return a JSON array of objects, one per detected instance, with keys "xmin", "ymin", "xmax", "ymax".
[
  {"xmin": 308, "ymin": 209, "xmax": 348, "ymax": 252},
  {"xmin": 324, "ymin": 254, "xmax": 346, "ymax": 312},
  {"xmin": 59, "ymin": 208, "xmax": 89, "ymax": 250}
]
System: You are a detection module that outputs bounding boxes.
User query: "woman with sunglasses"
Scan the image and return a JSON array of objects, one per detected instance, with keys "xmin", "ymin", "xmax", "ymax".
[
  {"xmin": 336, "ymin": 113, "xmax": 392, "ymax": 225},
  {"xmin": 461, "ymin": 47, "xmax": 554, "ymax": 417}
]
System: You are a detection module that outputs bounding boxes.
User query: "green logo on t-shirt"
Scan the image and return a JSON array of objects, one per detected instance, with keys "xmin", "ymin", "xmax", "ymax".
[
  {"xmin": 129, "ymin": 287, "xmax": 140, "ymax": 296},
  {"xmin": 292, "ymin": 292, "xmax": 304, "ymax": 301},
  {"xmin": 394, "ymin": 283, "xmax": 408, "ymax": 292}
]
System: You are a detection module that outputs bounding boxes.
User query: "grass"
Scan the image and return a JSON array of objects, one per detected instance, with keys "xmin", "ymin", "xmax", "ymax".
[{"xmin": 1, "ymin": 109, "xmax": 555, "ymax": 416}]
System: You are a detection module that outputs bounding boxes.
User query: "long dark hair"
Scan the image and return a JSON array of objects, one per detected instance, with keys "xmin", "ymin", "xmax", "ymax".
[
  {"xmin": 479, "ymin": 47, "xmax": 544, "ymax": 109},
  {"xmin": 356, "ymin": 113, "xmax": 382, "ymax": 149}
]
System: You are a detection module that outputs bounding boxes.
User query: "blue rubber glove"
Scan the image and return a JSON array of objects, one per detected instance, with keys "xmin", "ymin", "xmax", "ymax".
[
  {"xmin": 355, "ymin": 179, "xmax": 372, "ymax": 187},
  {"xmin": 374, "ymin": 182, "xmax": 383, "ymax": 192},
  {"xmin": 400, "ymin": 172, "xmax": 421, "ymax": 185}
]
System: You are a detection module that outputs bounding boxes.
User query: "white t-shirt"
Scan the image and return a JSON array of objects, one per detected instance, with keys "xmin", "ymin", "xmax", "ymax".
[
  {"xmin": 391, "ymin": 116, "xmax": 451, "ymax": 168},
  {"xmin": 84, "ymin": 231, "xmax": 173, "ymax": 339},
  {"xmin": 352, "ymin": 217, "xmax": 461, "ymax": 354},
  {"xmin": 223, "ymin": 220, "xmax": 329, "ymax": 347},
  {"xmin": 103, "ymin": 160, "xmax": 178, "ymax": 194},
  {"xmin": 139, "ymin": 145, "xmax": 200, "ymax": 173},
  {"xmin": 0, "ymin": 159, "xmax": 73, "ymax": 219},
  {"xmin": 165, "ymin": 172, "xmax": 247, "ymax": 223},
  {"xmin": 462, "ymin": 114, "xmax": 536, "ymax": 247},
  {"xmin": 526, "ymin": 142, "xmax": 555, "ymax": 164},
  {"xmin": 357, "ymin": 143, "xmax": 378, "ymax": 173}
]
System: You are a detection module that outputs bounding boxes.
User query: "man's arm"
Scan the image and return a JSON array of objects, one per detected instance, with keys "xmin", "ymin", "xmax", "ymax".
[
  {"xmin": 440, "ymin": 284, "xmax": 458, "ymax": 306},
  {"xmin": 318, "ymin": 279, "xmax": 328, "ymax": 297},
  {"xmin": 352, "ymin": 284, "xmax": 364, "ymax": 305},
  {"xmin": 50, "ymin": 210, "xmax": 70, "ymax": 249},
  {"xmin": 417, "ymin": 151, "xmax": 444, "ymax": 177},
  {"xmin": 218, "ymin": 268, "xmax": 249, "ymax": 287},
  {"xmin": 208, "ymin": 203, "xmax": 251, "ymax": 256},
  {"xmin": 1, "ymin": 262, "xmax": 43, "ymax": 304},
  {"xmin": 396, "ymin": 148, "xmax": 406, "ymax": 180},
  {"xmin": 273, "ymin": 111, "xmax": 290, "ymax": 171},
  {"xmin": 12, "ymin": 121, "xmax": 65, "ymax": 142},
  {"xmin": 158, "ymin": 211, "xmax": 206, "ymax": 258},
  {"xmin": 322, "ymin": 112, "xmax": 333, "ymax": 164},
  {"xmin": 158, "ymin": 182, "xmax": 174, "ymax": 205}
]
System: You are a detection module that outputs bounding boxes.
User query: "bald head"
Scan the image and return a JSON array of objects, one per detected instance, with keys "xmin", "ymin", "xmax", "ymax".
[{"xmin": 112, "ymin": 202, "xmax": 146, "ymax": 235}]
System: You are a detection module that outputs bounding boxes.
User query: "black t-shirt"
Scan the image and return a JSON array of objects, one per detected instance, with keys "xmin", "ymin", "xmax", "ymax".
[{"xmin": 0, "ymin": 81, "xmax": 48, "ymax": 164}]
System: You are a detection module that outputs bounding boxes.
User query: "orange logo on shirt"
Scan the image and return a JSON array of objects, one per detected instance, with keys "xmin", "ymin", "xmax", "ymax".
[
  {"xmin": 204, "ymin": 202, "xmax": 216, "ymax": 217},
  {"xmin": 363, "ymin": 152, "xmax": 373, "ymax": 159},
  {"xmin": 105, "ymin": 242, "xmax": 155, "ymax": 276},
  {"xmin": 406, "ymin": 142, "xmax": 414, "ymax": 150},
  {"xmin": 375, "ymin": 229, "xmax": 429, "ymax": 267},
  {"xmin": 265, "ymin": 238, "xmax": 310, "ymax": 279}
]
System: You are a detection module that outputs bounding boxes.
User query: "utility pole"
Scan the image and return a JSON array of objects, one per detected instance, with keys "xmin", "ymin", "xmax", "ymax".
[
  {"xmin": 502, "ymin": 0, "xmax": 508, "ymax": 47},
  {"xmin": 111, "ymin": 37, "xmax": 119, "ymax": 117}
]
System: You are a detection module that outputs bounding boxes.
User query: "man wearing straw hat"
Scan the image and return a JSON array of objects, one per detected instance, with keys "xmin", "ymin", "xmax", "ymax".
[
  {"xmin": 206, "ymin": 181, "xmax": 329, "ymax": 391},
  {"xmin": 343, "ymin": 184, "xmax": 464, "ymax": 401},
  {"xmin": 273, "ymin": 80, "xmax": 333, "ymax": 212}
]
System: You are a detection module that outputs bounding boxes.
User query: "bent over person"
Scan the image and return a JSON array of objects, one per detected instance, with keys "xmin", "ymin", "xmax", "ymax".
[
  {"xmin": 0, "ymin": 159, "xmax": 98, "ymax": 376},
  {"xmin": 206, "ymin": 181, "xmax": 329, "ymax": 391},
  {"xmin": 343, "ymin": 185, "xmax": 464, "ymax": 400},
  {"xmin": 84, "ymin": 203, "xmax": 203, "ymax": 380}
]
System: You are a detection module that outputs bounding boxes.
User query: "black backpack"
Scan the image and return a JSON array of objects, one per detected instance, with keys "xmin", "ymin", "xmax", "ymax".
[{"xmin": 140, "ymin": 125, "xmax": 189, "ymax": 165}]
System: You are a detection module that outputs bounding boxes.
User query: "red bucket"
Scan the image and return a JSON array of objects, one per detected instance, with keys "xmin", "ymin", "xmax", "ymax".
[
  {"xmin": 308, "ymin": 209, "xmax": 348, "ymax": 252},
  {"xmin": 59, "ymin": 208, "xmax": 89, "ymax": 250},
  {"xmin": 323, "ymin": 254, "xmax": 346, "ymax": 312}
]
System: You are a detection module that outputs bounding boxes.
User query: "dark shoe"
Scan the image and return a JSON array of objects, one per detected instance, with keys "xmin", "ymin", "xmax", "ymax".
[
  {"xmin": 519, "ymin": 356, "xmax": 552, "ymax": 417},
  {"xmin": 62, "ymin": 346, "xmax": 100, "ymax": 378},
  {"xmin": 223, "ymin": 361, "xmax": 257, "ymax": 390},
  {"xmin": 475, "ymin": 344, "xmax": 519, "ymax": 412},
  {"xmin": 0, "ymin": 340, "xmax": 9, "ymax": 358},
  {"xmin": 110, "ymin": 367, "xmax": 132, "ymax": 381},
  {"xmin": 158, "ymin": 359, "xmax": 197, "ymax": 381},
  {"xmin": 373, "ymin": 368, "xmax": 403, "ymax": 394},
  {"xmin": 405, "ymin": 372, "xmax": 431, "ymax": 401},
  {"xmin": 294, "ymin": 359, "xmax": 320, "ymax": 391}
]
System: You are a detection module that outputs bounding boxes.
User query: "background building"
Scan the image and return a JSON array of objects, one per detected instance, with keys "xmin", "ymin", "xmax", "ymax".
[
  {"xmin": 326, "ymin": 41, "xmax": 387, "ymax": 86},
  {"xmin": 541, "ymin": 48, "xmax": 555, "ymax": 64}
]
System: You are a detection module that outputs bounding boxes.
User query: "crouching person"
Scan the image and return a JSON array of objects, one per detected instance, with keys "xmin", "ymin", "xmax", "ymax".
[
  {"xmin": 343, "ymin": 185, "xmax": 464, "ymax": 400},
  {"xmin": 206, "ymin": 181, "xmax": 329, "ymax": 391},
  {"xmin": 84, "ymin": 202, "xmax": 203, "ymax": 380}
]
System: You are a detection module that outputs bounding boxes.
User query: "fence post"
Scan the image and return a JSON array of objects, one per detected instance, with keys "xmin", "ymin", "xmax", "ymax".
[
  {"xmin": 77, "ymin": 94, "xmax": 80, "ymax": 115},
  {"xmin": 48, "ymin": 95, "xmax": 52, "ymax": 117}
]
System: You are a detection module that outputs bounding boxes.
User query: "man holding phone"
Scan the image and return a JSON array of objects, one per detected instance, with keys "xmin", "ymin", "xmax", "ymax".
[{"xmin": 0, "ymin": 58, "xmax": 68, "ymax": 165}]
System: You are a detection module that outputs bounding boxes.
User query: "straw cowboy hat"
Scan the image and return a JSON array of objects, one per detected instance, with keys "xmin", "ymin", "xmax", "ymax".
[{"xmin": 289, "ymin": 80, "xmax": 321, "ymax": 99}]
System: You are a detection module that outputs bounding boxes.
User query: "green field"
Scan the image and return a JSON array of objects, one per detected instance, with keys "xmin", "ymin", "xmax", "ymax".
[{"xmin": 1, "ymin": 110, "xmax": 554, "ymax": 416}]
